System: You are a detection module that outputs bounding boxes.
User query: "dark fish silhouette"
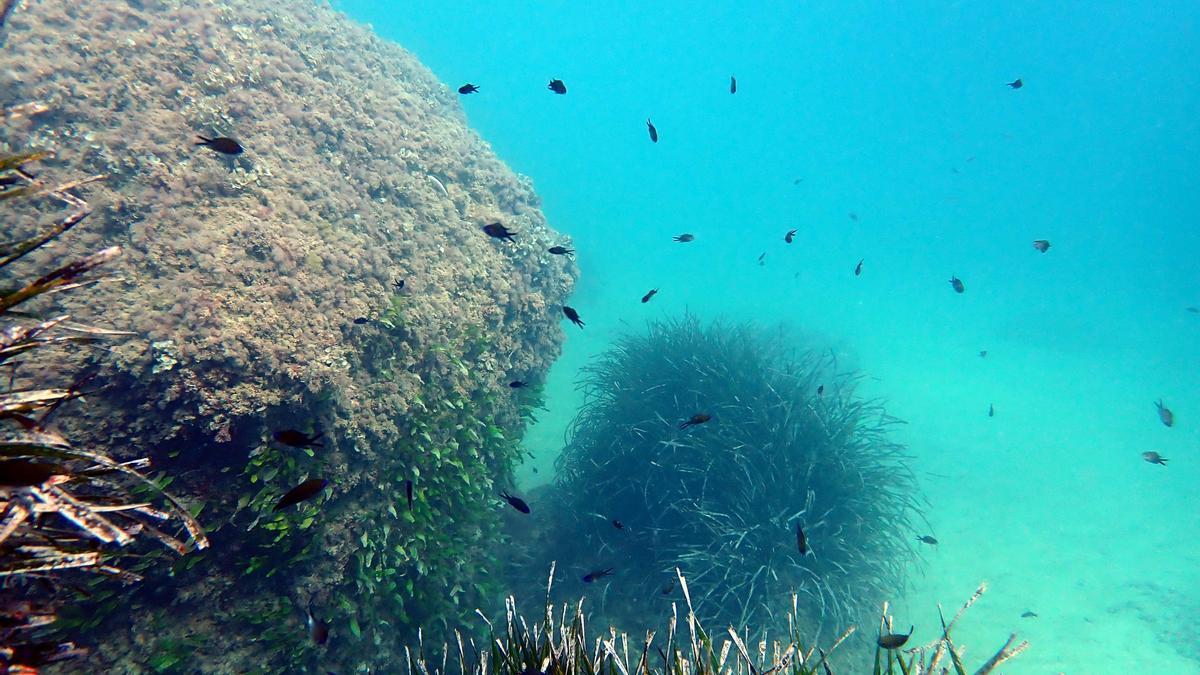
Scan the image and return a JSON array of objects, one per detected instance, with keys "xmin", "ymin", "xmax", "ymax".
[
  {"xmin": 353, "ymin": 317, "xmax": 369, "ymax": 325},
  {"xmin": 758, "ymin": 252, "xmax": 766, "ymax": 266},
  {"xmin": 306, "ymin": 606, "xmax": 329, "ymax": 646},
  {"xmin": 848, "ymin": 212, "xmax": 859, "ymax": 221},
  {"xmin": 273, "ymin": 429, "xmax": 324, "ymax": 449},
  {"xmin": 548, "ymin": 79, "xmax": 567, "ymax": 94},
  {"xmin": 582, "ymin": 568, "xmax": 614, "ymax": 583},
  {"xmin": 988, "ymin": 403, "xmax": 994, "ymax": 418},
  {"xmin": 641, "ymin": 288, "xmax": 658, "ymax": 303},
  {"xmin": 796, "ymin": 523, "xmax": 809, "ymax": 555},
  {"xmin": 916, "ymin": 535, "xmax": 938, "ymax": 545},
  {"xmin": 562, "ymin": 305, "xmax": 584, "ymax": 328},
  {"xmin": 273, "ymin": 478, "xmax": 329, "ymax": 511},
  {"xmin": 1021, "ymin": 611, "xmax": 1038, "ymax": 618},
  {"xmin": 817, "ymin": 385, "xmax": 824, "ymax": 397},
  {"xmin": 0, "ymin": 460, "xmax": 64, "ymax": 487},
  {"xmin": 661, "ymin": 579, "xmax": 675, "ymax": 595},
  {"xmin": 500, "ymin": 490, "xmax": 530, "ymax": 514},
  {"xmin": 0, "ymin": 174, "xmax": 20, "ymax": 187},
  {"xmin": 730, "ymin": 75, "xmax": 737, "ymax": 94},
  {"xmin": 1187, "ymin": 307, "xmax": 1199, "ymax": 314},
  {"xmin": 195, "ymin": 135, "xmax": 243, "ymax": 155},
  {"xmin": 678, "ymin": 413, "xmax": 711, "ymax": 430},
  {"xmin": 509, "ymin": 380, "xmax": 527, "ymax": 388},
  {"xmin": 482, "ymin": 222, "xmax": 517, "ymax": 241},
  {"xmin": 612, "ymin": 519, "xmax": 624, "ymax": 529},
  {"xmin": 1142, "ymin": 451, "xmax": 1168, "ymax": 466},
  {"xmin": 878, "ymin": 626, "xmax": 913, "ymax": 649},
  {"xmin": 458, "ymin": 83, "xmax": 480, "ymax": 94},
  {"xmin": 949, "ymin": 276, "xmax": 965, "ymax": 293},
  {"xmin": 785, "ymin": 229, "xmax": 797, "ymax": 243},
  {"xmin": 979, "ymin": 350, "xmax": 988, "ymax": 358},
  {"xmin": 405, "ymin": 479, "xmax": 414, "ymax": 510},
  {"xmin": 1007, "ymin": 78, "xmax": 1023, "ymax": 89},
  {"xmin": 1154, "ymin": 399, "xmax": 1173, "ymax": 427},
  {"xmin": 673, "ymin": 233, "xmax": 694, "ymax": 243},
  {"xmin": 854, "ymin": 259, "xmax": 863, "ymax": 276},
  {"xmin": 647, "ymin": 118, "xmax": 658, "ymax": 143},
  {"xmin": 1033, "ymin": 239, "xmax": 1051, "ymax": 253},
  {"xmin": 393, "ymin": 279, "xmax": 405, "ymax": 291},
  {"xmin": 548, "ymin": 245, "xmax": 575, "ymax": 257}
]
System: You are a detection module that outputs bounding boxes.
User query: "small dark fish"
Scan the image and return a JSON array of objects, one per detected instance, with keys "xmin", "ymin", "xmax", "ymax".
[
  {"xmin": 1007, "ymin": 78, "xmax": 1023, "ymax": 89},
  {"xmin": 195, "ymin": 135, "xmax": 243, "ymax": 155},
  {"xmin": 673, "ymin": 233, "xmax": 694, "ymax": 243},
  {"xmin": 661, "ymin": 579, "xmax": 675, "ymax": 595},
  {"xmin": 854, "ymin": 259, "xmax": 863, "ymax": 276},
  {"xmin": 758, "ymin": 252, "xmax": 766, "ymax": 266},
  {"xmin": 1154, "ymin": 399, "xmax": 1174, "ymax": 427},
  {"xmin": 796, "ymin": 523, "xmax": 809, "ymax": 555},
  {"xmin": 730, "ymin": 76, "xmax": 737, "ymax": 94},
  {"xmin": 678, "ymin": 413, "xmax": 711, "ymax": 430},
  {"xmin": 949, "ymin": 276, "xmax": 965, "ymax": 293},
  {"xmin": 273, "ymin": 429, "xmax": 324, "ymax": 449},
  {"xmin": 817, "ymin": 385, "xmax": 824, "ymax": 397},
  {"xmin": 1032, "ymin": 239, "xmax": 1051, "ymax": 253},
  {"xmin": 458, "ymin": 83, "xmax": 480, "ymax": 94},
  {"xmin": 1187, "ymin": 307, "xmax": 1199, "ymax": 314},
  {"xmin": 273, "ymin": 478, "xmax": 329, "ymax": 511},
  {"xmin": 548, "ymin": 245, "xmax": 575, "ymax": 257},
  {"xmin": 353, "ymin": 317, "xmax": 369, "ymax": 325},
  {"xmin": 878, "ymin": 626, "xmax": 913, "ymax": 649},
  {"xmin": 641, "ymin": 288, "xmax": 658, "ymax": 303},
  {"xmin": 916, "ymin": 535, "xmax": 938, "ymax": 545},
  {"xmin": 0, "ymin": 174, "xmax": 20, "ymax": 187},
  {"xmin": 612, "ymin": 519, "xmax": 624, "ymax": 529},
  {"xmin": 393, "ymin": 279, "xmax": 405, "ymax": 292},
  {"xmin": 482, "ymin": 222, "xmax": 517, "ymax": 241},
  {"xmin": 500, "ymin": 490, "xmax": 530, "ymax": 514},
  {"xmin": 988, "ymin": 403, "xmax": 994, "ymax": 418},
  {"xmin": 405, "ymin": 479, "xmax": 414, "ymax": 510},
  {"xmin": 785, "ymin": 229, "xmax": 797, "ymax": 243},
  {"xmin": 0, "ymin": 460, "xmax": 64, "ymax": 487},
  {"xmin": 848, "ymin": 212, "xmax": 859, "ymax": 221},
  {"xmin": 509, "ymin": 380, "xmax": 527, "ymax": 388},
  {"xmin": 793, "ymin": 178, "xmax": 803, "ymax": 185},
  {"xmin": 646, "ymin": 118, "xmax": 658, "ymax": 143},
  {"xmin": 307, "ymin": 607, "xmax": 329, "ymax": 646},
  {"xmin": 562, "ymin": 305, "xmax": 584, "ymax": 328},
  {"xmin": 1142, "ymin": 451, "xmax": 1168, "ymax": 466},
  {"xmin": 582, "ymin": 568, "xmax": 614, "ymax": 583},
  {"xmin": 979, "ymin": 350, "xmax": 988, "ymax": 358},
  {"xmin": 1021, "ymin": 611, "xmax": 1038, "ymax": 618},
  {"xmin": 548, "ymin": 79, "xmax": 567, "ymax": 94}
]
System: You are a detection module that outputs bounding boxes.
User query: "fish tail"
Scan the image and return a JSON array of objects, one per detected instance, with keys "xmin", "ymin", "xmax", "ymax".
[{"xmin": 195, "ymin": 136, "xmax": 212, "ymax": 145}]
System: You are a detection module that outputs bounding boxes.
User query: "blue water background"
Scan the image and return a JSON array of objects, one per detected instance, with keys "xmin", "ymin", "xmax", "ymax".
[{"xmin": 336, "ymin": 2, "xmax": 1199, "ymax": 671}]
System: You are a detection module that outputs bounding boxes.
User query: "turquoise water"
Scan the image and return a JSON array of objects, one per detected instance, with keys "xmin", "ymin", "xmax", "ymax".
[{"xmin": 338, "ymin": 2, "xmax": 1199, "ymax": 671}]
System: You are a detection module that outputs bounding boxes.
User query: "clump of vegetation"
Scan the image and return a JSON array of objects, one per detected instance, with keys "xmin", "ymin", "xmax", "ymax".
[
  {"xmin": 545, "ymin": 315, "xmax": 925, "ymax": 635},
  {"xmin": 0, "ymin": 143, "xmax": 206, "ymax": 671},
  {"xmin": 407, "ymin": 566, "xmax": 1026, "ymax": 675}
]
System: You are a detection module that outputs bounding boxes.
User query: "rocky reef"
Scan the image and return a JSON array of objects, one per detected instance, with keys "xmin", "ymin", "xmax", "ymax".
[{"xmin": 1, "ymin": 0, "xmax": 575, "ymax": 671}]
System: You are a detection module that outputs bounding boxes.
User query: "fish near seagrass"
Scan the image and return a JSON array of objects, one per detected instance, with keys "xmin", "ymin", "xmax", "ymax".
[
  {"xmin": 877, "ymin": 626, "xmax": 914, "ymax": 649},
  {"xmin": 273, "ymin": 429, "xmax": 324, "ymax": 449},
  {"xmin": 482, "ymin": 222, "xmax": 517, "ymax": 241},
  {"xmin": 796, "ymin": 523, "xmax": 809, "ymax": 555},
  {"xmin": 548, "ymin": 78, "xmax": 567, "ymax": 94},
  {"xmin": 500, "ymin": 490, "xmax": 530, "ymax": 514},
  {"xmin": 562, "ymin": 305, "xmax": 584, "ymax": 328},
  {"xmin": 405, "ymin": 479, "xmax": 414, "ymax": 509},
  {"xmin": 306, "ymin": 606, "xmax": 329, "ymax": 646},
  {"xmin": 195, "ymin": 135, "xmax": 243, "ymax": 155},
  {"xmin": 273, "ymin": 478, "xmax": 329, "ymax": 511},
  {"xmin": 612, "ymin": 519, "xmax": 624, "ymax": 529},
  {"xmin": 458, "ymin": 83, "xmax": 479, "ymax": 94},
  {"xmin": 641, "ymin": 288, "xmax": 658, "ymax": 303},
  {"xmin": 1033, "ymin": 239, "xmax": 1051, "ymax": 253},
  {"xmin": 678, "ymin": 413, "xmax": 711, "ymax": 430},
  {"xmin": 647, "ymin": 118, "xmax": 658, "ymax": 143},
  {"xmin": 949, "ymin": 275, "xmax": 965, "ymax": 293},
  {"xmin": 1142, "ymin": 451, "xmax": 1168, "ymax": 466},
  {"xmin": 582, "ymin": 568, "xmax": 614, "ymax": 583},
  {"xmin": 1154, "ymin": 399, "xmax": 1174, "ymax": 427}
]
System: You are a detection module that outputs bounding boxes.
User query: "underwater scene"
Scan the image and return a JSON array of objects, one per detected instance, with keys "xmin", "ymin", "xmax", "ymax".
[{"xmin": 1, "ymin": 0, "xmax": 1197, "ymax": 673}]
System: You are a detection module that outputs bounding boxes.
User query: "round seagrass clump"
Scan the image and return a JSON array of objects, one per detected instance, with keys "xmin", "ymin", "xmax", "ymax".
[{"xmin": 550, "ymin": 315, "xmax": 925, "ymax": 633}]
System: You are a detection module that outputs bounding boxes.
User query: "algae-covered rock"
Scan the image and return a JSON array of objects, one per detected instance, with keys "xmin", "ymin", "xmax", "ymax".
[{"xmin": 0, "ymin": 0, "xmax": 575, "ymax": 671}]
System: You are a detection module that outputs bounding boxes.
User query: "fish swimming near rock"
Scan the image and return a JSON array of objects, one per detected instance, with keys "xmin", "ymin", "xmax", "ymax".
[
  {"xmin": 195, "ymin": 135, "xmax": 243, "ymax": 155},
  {"xmin": 916, "ymin": 535, "xmax": 938, "ymax": 545},
  {"xmin": 548, "ymin": 245, "xmax": 574, "ymax": 257},
  {"xmin": 854, "ymin": 259, "xmax": 863, "ymax": 276},
  {"xmin": 562, "ymin": 305, "xmax": 584, "ymax": 328},
  {"xmin": 483, "ymin": 222, "xmax": 517, "ymax": 241},
  {"xmin": 1142, "ymin": 451, "xmax": 1168, "ymax": 466},
  {"xmin": 306, "ymin": 606, "xmax": 329, "ymax": 646},
  {"xmin": 796, "ymin": 523, "xmax": 809, "ymax": 555},
  {"xmin": 509, "ymin": 380, "xmax": 527, "ymax": 388},
  {"xmin": 548, "ymin": 79, "xmax": 567, "ymax": 94},
  {"xmin": 785, "ymin": 229, "xmax": 796, "ymax": 243},
  {"xmin": 352, "ymin": 317, "xmax": 369, "ymax": 325},
  {"xmin": 646, "ymin": 118, "xmax": 658, "ymax": 143},
  {"xmin": 678, "ymin": 413, "xmax": 711, "ymax": 430},
  {"xmin": 0, "ymin": 174, "xmax": 20, "ymax": 187},
  {"xmin": 393, "ymin": 279, "xmax": 405, "ymax": 292},
  {"xmin": 582, "ymin": 568, "xmax": 614, "ymax": 583},
  {"xmin": 730, "ymin": 75, "xmax": 737, "ymax": 94},
  {"xmin": 1007, "ymin": 78, "xmax": 1023, "ymax": 89},
  {"xmin": 1154, "ymin": 399, "xmax": 1174, "ymax": 427},
  {"xmin": 673, "ymin": 233, "xmax": 694, "ymax": 243},
  {"xmin": 273, "ymin": 429, "xmax": 324, "ymax": 449},
  {"xmin": 641, "ymin": 288, "xmax": 658, "ymax": 303},
  {"xmin": 458, "ymin": 83, "xmax": 479, "ymax": 94},
  {"xmin": 878, "ymin": 626, "xmax": 914, "ymax": 649},
  {"xmin": 273, "ymin": 478, "xmax": 329, "ymax": 511},
  {"xmin": 949, "ymin": 276, "xmax": 965, "ymax": 293},
  {"xmin": 1033, "ymin": 239, "xmax": 1051, "ymax": 253},
  {"xmin": 500, "ymin": 490, "xmax": 531, "ymax": 514}
]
